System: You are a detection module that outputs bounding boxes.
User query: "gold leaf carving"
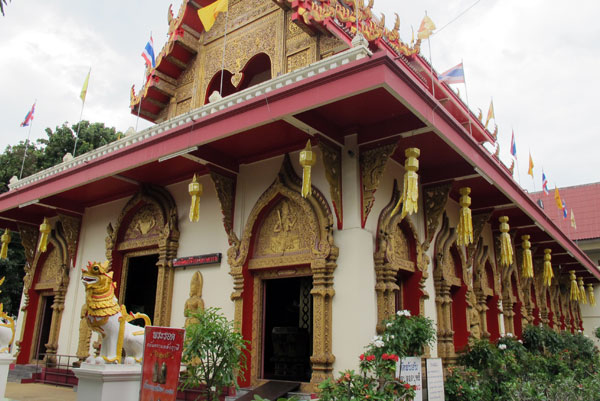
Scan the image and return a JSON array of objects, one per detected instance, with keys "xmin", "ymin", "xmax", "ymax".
[{"xmin": 360, "ymin": 144, "xmax": 396, "ymax": 228}]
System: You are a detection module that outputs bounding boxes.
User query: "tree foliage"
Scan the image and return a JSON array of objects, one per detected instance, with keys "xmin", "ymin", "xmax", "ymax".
[{"xmin": 0, "ymin": 121, "xmax": 120, "ymax": 316}]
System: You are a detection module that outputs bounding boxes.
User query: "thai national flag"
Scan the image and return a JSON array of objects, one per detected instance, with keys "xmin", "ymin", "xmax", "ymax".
[
  {"xmin": 562, "ymin": 200, "xmax": 568, "ymax": 219},
  {"xmin": 438, "ymin": 63, "xmax": 465, "ymax": 84},
  {"xmin": 20, "ymin": 103, "xmax": 35, "ymax": 127},
  {"xmin": 542, "ymin": 171, "xmax": 549, "ymax": 195},
  {"xmin": 142, "ymin": 35, "xmax": 156, "ymax": 68},
  {"xmin": 510, "ymin": 130, "xmax": 517, "ymax": 158}
]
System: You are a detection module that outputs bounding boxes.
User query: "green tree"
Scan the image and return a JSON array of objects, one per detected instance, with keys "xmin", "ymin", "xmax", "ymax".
[{"xmin": 0, "ymin": 121, "xmax": 120, "ymax": 316}]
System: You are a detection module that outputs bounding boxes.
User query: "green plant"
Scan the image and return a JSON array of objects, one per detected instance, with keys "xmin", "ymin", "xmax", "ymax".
[
  {"xmin": 374, "ymin": 310, "xmax": 436, "ymax": 359},
  {"xmin": 444, "ymin": 366, "xmax": 487, "ymax": 401},
  {"xmin": 180, "ymin": 307, "xmax": 248, "ymax": 401}
]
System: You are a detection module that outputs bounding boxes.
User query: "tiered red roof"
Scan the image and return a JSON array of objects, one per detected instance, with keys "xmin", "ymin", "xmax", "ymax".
[{"xmin": 531, "ymin": 183, "xmax": 600, "ymax": 241}]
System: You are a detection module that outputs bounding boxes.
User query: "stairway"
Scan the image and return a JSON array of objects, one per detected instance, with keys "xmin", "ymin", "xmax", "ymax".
[
  {"xmin": 7, "ymin": 364, "xmax": 42, "ymax": 383},
  {"xmin": 225, "ymin": 381, "xmax": 314, "ymax": 401}
]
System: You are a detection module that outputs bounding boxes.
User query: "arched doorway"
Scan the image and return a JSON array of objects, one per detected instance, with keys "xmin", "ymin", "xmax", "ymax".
[
  {"xmin": 16, "ymin": 218, "xmax": 75, "ymax": 365},
  {"xmin": 227, "ymin": 155, "xmax": 337, "ymax": 389},
  {"xmin": 104, "ymin": 185, "xmax": 179, "ymax": 327},
  {"xmin": 374, "ymin": 180, "xmax": 426, "ymax": 333}
]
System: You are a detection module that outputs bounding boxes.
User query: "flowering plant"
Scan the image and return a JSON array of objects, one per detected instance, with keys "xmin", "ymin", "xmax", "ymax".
[
  {"xmin": 318, "ymin": 352, "xmax": 415, "ymax": 401},
  {"xmin": 372, "ymin": 310, "xmax": 436, "ymax": 359}
]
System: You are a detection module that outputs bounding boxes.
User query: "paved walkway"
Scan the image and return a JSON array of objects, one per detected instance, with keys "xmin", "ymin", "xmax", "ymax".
[{"xmin": 3, "ymin": 382, "xmax": 77, "ymax": 401}]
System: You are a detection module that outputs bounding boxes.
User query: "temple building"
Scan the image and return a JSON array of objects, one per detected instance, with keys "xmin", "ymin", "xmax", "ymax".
[
  {"xmin": 531, "ymin": 183, "xmax": 600, "ymax": 342},
  {"xmin": 1, "ymin": 0, "xmax": 598, "ymax": 391}
]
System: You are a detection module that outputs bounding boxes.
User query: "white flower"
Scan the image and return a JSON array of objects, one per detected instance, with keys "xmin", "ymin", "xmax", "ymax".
[
  {"xmin": 578, "ymin": 330, "xmax": 583, "ymax": 334},
  {"xmin": 373, "ymin": 340, "xmax": 385, "ymax": 348},
  {"xmin": 396, "ymin": 310, "xmax": 411, "ymax": 317},
  {"xmin": 390, "ymin": 335, "xmax": 395, "ymax": 339},
  {"xmin": 386, "ymin": 323, "xmax": 393, "ymax": 328},
  {"xmin": 498, "ymin": 344, "xmax": 507, "ymax": 350},
  {"xmin": 505, "ymin": 333, "xmax": 514, "ymax": 338},
  {"xmin": 518, "ymin": 340, "xmax": 523, "ymax": 344}
]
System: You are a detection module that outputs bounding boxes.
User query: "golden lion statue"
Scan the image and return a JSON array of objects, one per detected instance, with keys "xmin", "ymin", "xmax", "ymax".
[{"xmin": 82, "ymin": 261, "xmax": 151, "ymax": 364}]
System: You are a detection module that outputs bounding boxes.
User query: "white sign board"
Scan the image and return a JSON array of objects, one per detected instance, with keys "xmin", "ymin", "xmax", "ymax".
[
  {"xmin": 426, "ymin": 358, "xmax": 445, "ymax": 401},
  {"xmin": 398, "ymin": 357, "xmax": 422, "ymax": 401}
]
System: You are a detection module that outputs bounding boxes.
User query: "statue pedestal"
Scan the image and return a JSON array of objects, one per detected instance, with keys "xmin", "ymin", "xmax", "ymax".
[
  {"xmin": 74, "ymin": 363, "xmax": 142, "ymax": 401},
  {"xmin": 0, "ymin": 354, "xmax": 14, "ymax": 398}
]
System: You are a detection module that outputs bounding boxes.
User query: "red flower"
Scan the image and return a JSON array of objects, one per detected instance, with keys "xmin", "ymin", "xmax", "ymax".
[
  {"xmin": 382, "ymin": 353, "xmax": 389, "ymax": 360},
  {"xmin": 366, "ymin": 355, "xmax": 375, "ymax": 362},
  {"xmin": 404, "ymin": 383, "xmax": 411, "ymax": 390},
  {"xmin": 344, "ymin": 373, "xmax": 351, "ymax": 381},
  {"xmin": 359, "ymin": 354, "xmax": 365, "ymax": 361}
]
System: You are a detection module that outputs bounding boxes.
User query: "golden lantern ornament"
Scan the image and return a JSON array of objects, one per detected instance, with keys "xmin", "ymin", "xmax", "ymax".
[
  {"xmin": 587, "ymin": 284, "xmax": 596, "ymax": 306},
  {"xmin": 543, "ymin": 249, "xmax": 553, "ymax": 287},
  {"xmin": 521, "ymin": 235, "xmax": 534, "ymax": 278},
  {"xmin": 569, "ymin": 270, "xmax": 579, "ymax": 301},
  {"xmin": 38, "ymin": 217, "xmax": 51, "ymax": 253},
  {"xmin": 0, "ymin": 229, "xmax": 10, "ymax": 259},
  {"xmin": 299, "ymin": 141, "xmax": 316, "ymax": 198},
  {"xmin": 499, "ymin": 216, "xmax": 513, "ymax": 268},
  {"xmin": 456, "ymin": 187, "xmax": 473, "ymax": 246},
  {"xmin": 392, "ymin": 148, "xmax": 420, "ymax": 218},
  {"xmin": 578, "ymin": 277, "xmax": 587, "ymax": 304},
  {"xmin": 188, "ymin": 174, "xmax": 203, "ymax": 222}
]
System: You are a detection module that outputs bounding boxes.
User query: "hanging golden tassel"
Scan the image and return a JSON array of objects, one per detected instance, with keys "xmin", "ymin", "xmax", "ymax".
[
  {"xmin": 578, "ymin": 278, "xmax": 587, "ymax": 304},
  {"xmin": 587, "ymin": 284, "xmax": 596, "ymax": 306},
  {"xmin": 456, "ymin": 187, "xmax": 473, "ymax": 246},
  {"xmin": 499, "ymin": 216, "xmax": 513, "ymax": 268},
  {"xmin": 0, "ymin": 229, "xmax": 10, "ymax": 260},
  {"xmin": 569, "ymin": 270, "xmax": 579, "ymax": 301},
  {"xmin": 188, "ymin": 174, "xmax": 202, "ymax": 222},
  {"xmin": 521, "ymin": 235, "xmax": 534, "ymax": 278},
  {"xmin": 543, "ymin": 249, "xmax": 553, "ymax": 287},
  {"xmin": 391, "ymin": 148, "xmax": 420, "ymax": 218},
  {"xmin": 37, "ymin": 218, "xmax": 51, "ymax": 253},
  {"xmin": 299, "ymin": 141, "xmax": 316, "ymax": 198}
]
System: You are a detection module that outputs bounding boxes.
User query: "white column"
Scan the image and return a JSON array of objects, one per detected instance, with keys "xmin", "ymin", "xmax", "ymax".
[{"xmin": 0, "ymin": 354, "xmax": 14, "ymax": 398}]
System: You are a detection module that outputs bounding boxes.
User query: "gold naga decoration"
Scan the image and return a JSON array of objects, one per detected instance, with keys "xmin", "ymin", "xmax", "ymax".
[
  {"xmin": 0, "ymin": 229, "xmax": 10, "ymax": 259},
  {"xmin": 37, "ymin": 217, "xmax": 51, "ymax": 253},
  {"xmin": 521, "ymin": 235, "xmax": 534, "ymax": 278},
  {"xmin": 569, "ymin": 270, "xmax": 579, "ymax": 301},
  {"xmin": 587, "ymin": 284, "xmax": 596, "ymax": 306},
  {"xmin": 299, "ymin": 141, "xmax": 316, "ymax": 198},
  {"xmin": 498, "ymin": 216, "xmax": 513, "ymax": 268},
  {"xmin": 188, "ymin": 174, "xmax": 203, "ymax": 222},
  {"xmin": 578, "ymin": 277, "xmax": 587, "ymax": 305},
  {"xmin": 456, "ymin": 187, "xmax": 473, "ymax": 246},
  {"xmin": 543, "ymin": 249, "xmax": 554, "ymax": 287},
  {"xmin": 391, "ymin": 148, "xmax": 420, "ymax": 219}
]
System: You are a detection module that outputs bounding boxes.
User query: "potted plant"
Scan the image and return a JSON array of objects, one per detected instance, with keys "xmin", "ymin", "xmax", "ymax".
[{"xmin": 180, "ymin": 307, "xmax": 248, "ymax": 401}]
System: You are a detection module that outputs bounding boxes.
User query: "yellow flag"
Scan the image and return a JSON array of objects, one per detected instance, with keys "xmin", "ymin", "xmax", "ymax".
[
  {"xmin": 80, "ymin": 68, "xmax": 91, "ymax": 103},
  {"xmin": 198, "ymin": 0, "xmax": 229, "ymax": 32},
  {"xmin": 554, "ymin": 186, "xmax": 562, "ymax": 210},
  {"xmin": 528, "ymin": 151, "xmax": 534, "ymax": 177},
  {"xmin": 571, "ymin": 209, "xmax": 577, "ymax": 229},
  {"xmin": 417, "ymin": 15, "xmax": 436, "ymax": 39},
  {"xmin": 485, "ymin": 100, "xmax": 495, "ymax": 128}
]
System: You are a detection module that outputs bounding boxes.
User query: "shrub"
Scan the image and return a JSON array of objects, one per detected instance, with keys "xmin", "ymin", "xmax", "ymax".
[{"xmin": 180, "ymin": 307, "xmax": 248, "ymax": 401}]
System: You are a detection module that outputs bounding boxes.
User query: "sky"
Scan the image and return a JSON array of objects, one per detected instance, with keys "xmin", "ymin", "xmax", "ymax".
[{"xmin": 0, "ymin": 0, "xmax": 599, "ymax": 194}]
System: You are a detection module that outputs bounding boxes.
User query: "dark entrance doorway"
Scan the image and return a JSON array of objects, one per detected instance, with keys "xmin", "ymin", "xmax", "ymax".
[
  {"xmin": 124, "ymin": 254, "xmax": 159, "ymax": 323},
  {"xmin": 35, "ymin": 295, "xmax": 54, "ymax": 360},
  {"xmin": 262, "ymin": 276, "xmax": 312, "ymax": 382}
]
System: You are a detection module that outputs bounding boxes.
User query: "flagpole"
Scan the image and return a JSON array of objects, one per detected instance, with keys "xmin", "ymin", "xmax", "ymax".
[
  {"xmin": 513, "ymin": 127, "xmax": 522, "ymax": 186},
  {"xmin": 73, "ymin": 68, "xmax": 90, "ymax": 157},
  {"xmin": 19, "ymin": 100, "xmax": 36, "ymax": 180},
  {"xmin": 219, "ymin": 9, "xmax": 230, "ymax": 96},
  {"xmin": 461, "ymin": 59, "xmax": 473, "ymax": 136},
  {"xmin": 135, "ymin": 67, "xmax": 145, "ymax": 132},
  {"xmin": 425, "ymin": 11, "xmax": 435, "ymax": 99}
]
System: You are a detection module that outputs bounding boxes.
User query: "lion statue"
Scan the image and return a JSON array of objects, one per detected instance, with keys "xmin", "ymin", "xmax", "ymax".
[{"xmin": 81, "ymin": 261, "xmax": 151, "ymax": 364}]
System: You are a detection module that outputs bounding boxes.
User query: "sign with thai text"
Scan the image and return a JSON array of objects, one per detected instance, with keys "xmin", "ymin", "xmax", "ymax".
[
  {"xmin": 173, "ymin": 253, "xmax": 221, "ymax": 268},
  {"xmin": 139, "ymin": 326, "xmax": 185, "ymax": 401},
  {"xmin": 426, "ymin": 358, "xmax": 445, "ymax": 401},
  {"xmin": 398, "ymin": 357, "xmax": 422, "ymax": 401}
]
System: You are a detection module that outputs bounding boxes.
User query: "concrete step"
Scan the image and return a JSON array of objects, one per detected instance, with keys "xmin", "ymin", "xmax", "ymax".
[{"xmin": 8, "ymin": 364, "xmax": 42, "ymax": 383}]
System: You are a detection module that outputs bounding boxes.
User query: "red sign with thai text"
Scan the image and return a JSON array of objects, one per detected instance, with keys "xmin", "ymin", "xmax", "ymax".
[{"xmin": 139, "ymin": 326, "xmax": 185, "ymax": 401}]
